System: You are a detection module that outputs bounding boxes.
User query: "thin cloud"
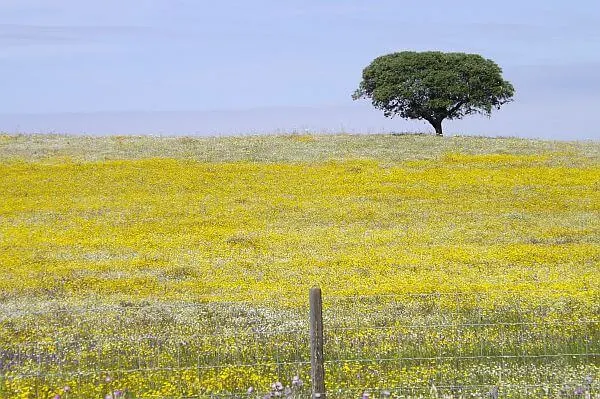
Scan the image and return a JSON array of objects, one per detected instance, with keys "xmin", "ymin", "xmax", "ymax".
[
  {"xmin": 463, "ymin": 22, "xmax": 600, "ymax": 41},
  {"xmin": 0, "ymin": 24, "xmax": 161, "ymax": 47}
]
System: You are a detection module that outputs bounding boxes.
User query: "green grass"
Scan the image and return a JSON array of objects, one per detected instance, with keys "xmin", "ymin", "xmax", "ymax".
[{"xmin": 1, "ymin": 133, "xmax": 598, "ymax": 164}]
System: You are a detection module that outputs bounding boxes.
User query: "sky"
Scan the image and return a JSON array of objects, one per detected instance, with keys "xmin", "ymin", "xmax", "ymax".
[{"xmin": 1, "ymin": 0, "xmax": 599, "ymax": 139}]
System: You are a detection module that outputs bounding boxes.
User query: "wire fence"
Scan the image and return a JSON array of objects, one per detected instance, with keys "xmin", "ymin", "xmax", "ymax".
[{"xmin": 0, "ymin": 290, "xmax": 598, "ymax": 398}]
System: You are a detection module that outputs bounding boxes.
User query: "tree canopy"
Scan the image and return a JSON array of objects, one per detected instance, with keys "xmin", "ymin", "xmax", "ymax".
[{"xmin": 352, "ymin": 51, "xmax": 515, "ymax": 136}]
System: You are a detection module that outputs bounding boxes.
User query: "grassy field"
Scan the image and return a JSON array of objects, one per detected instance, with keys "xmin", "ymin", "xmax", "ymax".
[{"xmin": 0, "ymin": 133, "xmax": 599, "ymax": 398}]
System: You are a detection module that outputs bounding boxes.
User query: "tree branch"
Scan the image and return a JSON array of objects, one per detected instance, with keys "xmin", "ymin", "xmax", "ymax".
[
  {"xmin": 447, "ymin": 100, "xmax": 467, "ymax": 117},
  {"xmin": 421, "ymin": 114, "xmax": 434, "ymax": 124}
]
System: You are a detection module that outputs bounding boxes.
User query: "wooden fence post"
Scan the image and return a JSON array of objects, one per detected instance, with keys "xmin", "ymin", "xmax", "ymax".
[{"xmin": 310, "ymin": 287, "xmax": 326, "ymax": 398}]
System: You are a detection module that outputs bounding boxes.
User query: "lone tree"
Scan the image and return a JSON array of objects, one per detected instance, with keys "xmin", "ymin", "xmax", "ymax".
[{"xmin": 352, "ymin": 51, "xmax": 514, "ymax": 136}]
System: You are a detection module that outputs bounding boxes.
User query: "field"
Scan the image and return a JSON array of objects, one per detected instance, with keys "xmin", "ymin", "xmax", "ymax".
[{"xmin": 0, "ymin": 133, "xmax": 599, "ymax": 398}]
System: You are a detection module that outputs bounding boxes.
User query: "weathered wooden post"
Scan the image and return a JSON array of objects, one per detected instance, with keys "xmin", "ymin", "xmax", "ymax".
[{"xmin": 309, "ymin": 287, "xmax": 326, "ymax": 398}]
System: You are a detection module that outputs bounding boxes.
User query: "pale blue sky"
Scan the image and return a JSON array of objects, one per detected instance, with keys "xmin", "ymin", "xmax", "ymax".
[{"xmin": 1, "ymin": 0, "xmax": 599, "ymax": 139}]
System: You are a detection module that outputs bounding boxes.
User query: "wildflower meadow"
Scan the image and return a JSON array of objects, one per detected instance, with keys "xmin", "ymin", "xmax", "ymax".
[{"xmin": 0, "ymin": 133, "xmax": 598, "ymax": 398}]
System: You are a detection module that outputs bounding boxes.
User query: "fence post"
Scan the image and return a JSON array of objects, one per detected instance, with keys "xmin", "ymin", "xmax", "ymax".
[{"xmin": 310, "ymin": 287, "xmax": 326, "ymax": 398}]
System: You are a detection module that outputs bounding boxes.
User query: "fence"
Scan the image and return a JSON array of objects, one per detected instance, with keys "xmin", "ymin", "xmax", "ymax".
[{"xmin": 0, "ymin": 289, "xmax": 598, "ymax": 398}]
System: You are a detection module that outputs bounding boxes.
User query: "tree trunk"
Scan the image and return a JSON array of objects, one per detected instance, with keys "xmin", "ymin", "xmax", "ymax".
[{"xmin": 430, "ymin": 119, "xmax": 443, "ymax": 136}]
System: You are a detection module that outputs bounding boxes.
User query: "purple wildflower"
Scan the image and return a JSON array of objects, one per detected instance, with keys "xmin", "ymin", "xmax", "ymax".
[{"xmin": 291, "ymin": 376, "xmax": 303, "ymax": 388}]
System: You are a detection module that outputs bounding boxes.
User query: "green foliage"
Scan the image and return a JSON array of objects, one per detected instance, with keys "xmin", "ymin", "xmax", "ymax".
[{"xmin": 353, "ymin": 51, "xmax": 515, "ymax": 135}]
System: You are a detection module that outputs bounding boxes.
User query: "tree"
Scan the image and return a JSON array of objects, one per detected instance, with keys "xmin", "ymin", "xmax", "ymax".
[{"xmin": 352, "ymin": 51, "xmax": 515, "ymax": 136}]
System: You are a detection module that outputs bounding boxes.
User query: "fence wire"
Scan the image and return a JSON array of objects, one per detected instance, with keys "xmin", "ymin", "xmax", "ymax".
[{"xmin": 0, "ymin": 291, "xmax": 598, "ymax": 398}]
